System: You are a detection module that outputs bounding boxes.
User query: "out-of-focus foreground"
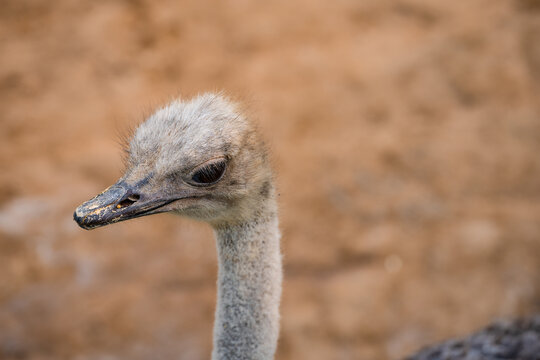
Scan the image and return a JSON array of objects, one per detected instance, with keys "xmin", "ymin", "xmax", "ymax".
[{"xmin": 1, "ymin": 1, "xmax": 540, "ymax": 359}]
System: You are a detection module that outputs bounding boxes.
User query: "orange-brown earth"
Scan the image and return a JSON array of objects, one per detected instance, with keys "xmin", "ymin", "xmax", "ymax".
[{"xmin": 1, "ymin": 0, "xmax": 540, "ymax": 359}]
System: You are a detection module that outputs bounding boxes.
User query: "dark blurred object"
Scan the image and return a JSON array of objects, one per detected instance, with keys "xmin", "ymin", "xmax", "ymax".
[{"xmin": 407, "ymin": 316, "xmax": 540, "ymax": 360}]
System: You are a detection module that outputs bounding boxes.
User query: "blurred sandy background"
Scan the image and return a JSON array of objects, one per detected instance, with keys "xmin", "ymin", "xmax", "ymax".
[{"xmin": 1, "ymin": 0, "xmax": 540, "ymax": 359}]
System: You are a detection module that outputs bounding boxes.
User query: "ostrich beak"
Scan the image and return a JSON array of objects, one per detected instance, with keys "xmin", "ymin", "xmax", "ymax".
[{"xmin": 73, "ymin": 181, "xmax": 178, "ymax": 230}]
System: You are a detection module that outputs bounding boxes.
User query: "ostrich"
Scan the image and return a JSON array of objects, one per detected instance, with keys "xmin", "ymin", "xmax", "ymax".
[{"xmin": 74, "ymin": 93, "xmax": 540, "ymax": 360}]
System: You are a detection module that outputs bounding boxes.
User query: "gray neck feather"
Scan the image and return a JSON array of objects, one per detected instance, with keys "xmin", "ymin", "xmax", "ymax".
[{"xmin": 212, "ymin": 205, "xmax": 282, "ymax": 360}]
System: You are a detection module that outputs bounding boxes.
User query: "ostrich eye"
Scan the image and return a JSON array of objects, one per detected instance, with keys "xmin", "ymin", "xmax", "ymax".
[{"xmin": 190, "ymin": 159, "xmax": 227, "ymax": 185}]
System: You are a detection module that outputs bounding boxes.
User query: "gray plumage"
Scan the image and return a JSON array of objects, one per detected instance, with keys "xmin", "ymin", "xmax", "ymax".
[{"xmin": 213, "ymin": 217, "xmax": 281, "ymax": 360}]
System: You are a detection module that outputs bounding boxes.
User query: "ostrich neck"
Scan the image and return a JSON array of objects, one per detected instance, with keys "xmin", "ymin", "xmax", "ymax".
[{"xmin": 212, "ymin": 203, "xmax": 282, "ymax": 360}]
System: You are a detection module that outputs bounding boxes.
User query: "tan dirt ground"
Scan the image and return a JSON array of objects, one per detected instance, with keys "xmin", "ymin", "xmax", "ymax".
[{"xmin": 1, "ymin": 0, "xmax": 540, "ymax": 359}]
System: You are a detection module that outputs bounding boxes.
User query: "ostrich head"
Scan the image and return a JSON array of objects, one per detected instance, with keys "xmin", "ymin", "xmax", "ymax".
[{"xmin": 74, "ymin": 94, "xmax": 273, "ymax": 229}]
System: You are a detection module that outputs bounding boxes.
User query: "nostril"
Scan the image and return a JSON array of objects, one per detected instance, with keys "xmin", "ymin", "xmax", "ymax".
[
  {"xmin": 127, "ymin": 194, "xmax": 140, "ymax": 202},
  {"xmin": 116, "ymin": 194, "xmax": 140, "ymax": 209}
]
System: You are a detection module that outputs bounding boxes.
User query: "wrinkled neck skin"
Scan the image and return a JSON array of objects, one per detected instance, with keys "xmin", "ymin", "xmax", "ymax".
[{"xmin": 212, "ymin": 197, "xmax": 282, "ymax": 360}]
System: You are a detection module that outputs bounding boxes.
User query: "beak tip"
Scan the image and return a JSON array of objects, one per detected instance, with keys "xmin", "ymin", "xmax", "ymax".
[
  {"xmin": 73, "ymin": 204, "xmax": 100, "ymax": 230},
  {"xmin": 73, "ymin": 208, "xmax": 89, "ymax": 230}
]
